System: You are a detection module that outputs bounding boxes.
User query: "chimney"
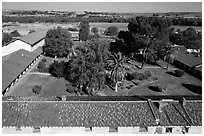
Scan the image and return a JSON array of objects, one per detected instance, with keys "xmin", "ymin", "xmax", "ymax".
[
  {"xmin": 61, "ymin": 95, "xmax": 66, "ymax": 101},
  {"xmin": 159, "ymin": 101, "xmax": 168, "ymax": 112},
  {"xmin": 182, "ymin": 98, "xmax": 186, "ymax": 106}
]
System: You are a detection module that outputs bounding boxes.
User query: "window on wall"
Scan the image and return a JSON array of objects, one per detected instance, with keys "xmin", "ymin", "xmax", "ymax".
[
  {"xmin": 182, "ymin": 127, "xmax": 189, "ymax": 134},
  {"xmin": 16, "ymin": 126, "xmax": 21, "ymax": 131},
  {"xmin": 33, "ymin": 126, "xmax": 41, "ymax": 133},
  {"xmin": 109, "ymin": 127, "xmax": 118, "ymax": 132},
  {"xmin": 155, "ymin": 127, "xmax": 162, "ymax": 134},
  {"xmin": 139, "ymin": 126, "xmax": 148, "ymax": 132},
  {"xmin": 166, "ymin": 127, "xmax": 173, "ymax": 133},
  {"xmin": 85, "ymin": 127, "xmax": 92, "ymax": 131}
]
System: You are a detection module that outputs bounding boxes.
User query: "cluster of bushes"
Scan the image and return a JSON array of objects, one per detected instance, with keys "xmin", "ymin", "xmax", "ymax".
[
  {"xmin": 32, "ymin": 85, "xmax": 42, "ymax": 94},
  {"xmin": 126, "ymin": 70, "xmax": 152, "ymax": 81},
  {"xmin": 37, "ymin": 58, "xmax": 49, "ymax": 73}
]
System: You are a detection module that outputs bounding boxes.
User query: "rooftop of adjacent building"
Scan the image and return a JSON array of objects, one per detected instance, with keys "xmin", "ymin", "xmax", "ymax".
[{"xmin": 2, "ymin": 95, "xmax": 202, "ymax": 127}]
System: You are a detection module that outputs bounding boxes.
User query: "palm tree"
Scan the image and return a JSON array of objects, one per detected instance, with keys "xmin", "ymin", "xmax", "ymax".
[
  {"xmin": 161, "ymin": 43, "xmax": 178, "ymax": 69},
  {"xmin": 106, "ymin": 52, "xmax": 128, "ymax": 92}
]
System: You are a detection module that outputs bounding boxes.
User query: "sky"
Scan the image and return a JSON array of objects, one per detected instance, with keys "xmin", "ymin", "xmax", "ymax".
[{"xmin": 2, "ymin": 2, "xmax": 202, "ymax": 13}]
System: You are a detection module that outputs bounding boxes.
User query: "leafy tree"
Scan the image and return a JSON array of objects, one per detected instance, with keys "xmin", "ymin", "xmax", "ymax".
[
  {"xmin": 158, "ymin": 41, "xmax": 178, "ymax": 69},
  {"xmin": 106, "ymin": 52, "xmax": 129, "ymax": 92},
  {"xmin": 105, "ymin": 26, "xmax": 118, "ymax": 36},
  {"xmin": 2, "ymin": 33, "xmax": 12, "ymax": 46},
  {"xmin": 128, "ymin": 16, "xmax": 172, "ymax": 68},
  {"xmin": 43, "ymin": 27, "xmax": 73, "ymax": 58},
  {"xmin": 49, "ymin": 60, "xmax": 66, "ymax": 78},
  {"xmin": 65, "ymin": 39, "xmax": 110, "ymax": 95},
  {"xmin": 79, "ymin": 20, "xmax": 90, "ymax": 41},
  {"xmin": 183, "ymin": 27, "xmax": 198, "ymax": 41},
  {"xmin": 10, "ymin": 30, "xmax": 21, "ymax": 37}
]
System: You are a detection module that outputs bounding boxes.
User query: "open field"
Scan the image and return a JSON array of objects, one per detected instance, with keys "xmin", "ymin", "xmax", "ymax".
[{"xmin": 2, "ymin": 22, "xmax": 201, "ymax": 35}]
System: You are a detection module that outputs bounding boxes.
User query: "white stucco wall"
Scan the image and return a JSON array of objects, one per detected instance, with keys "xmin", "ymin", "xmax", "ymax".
[
  {"xmin": 31, "ymin": 39, "xmax": 45, "ymax": 51},
  {"xmin": 2, "ymin": 126, "xmax": 202, "ymax": 134},
  {"xmin": 2, "ymin": 40, "xmax": 31, "ymax": 57}
]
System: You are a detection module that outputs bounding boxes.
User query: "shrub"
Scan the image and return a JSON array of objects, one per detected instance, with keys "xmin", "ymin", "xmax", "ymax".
[
  {"xmin": 131, "ymin": 71, "xmax": 141, "ymax": 80},
  {"xmin": 32, "ymin": 85, "xmax": 41, "ymax": 94},
  {"xmin": 152, "ymin": 77, "xmax": 158, "ymax": 81},
  {"xmin": 125, "ymin": 73, "xmax": 134, "ymax": 81},
  {"xmin": 37, "ymin": 61, "xmax": 49, "ymax": 73},
  {"xmin": 41, "ymin": 58, "xmax": 47, "ymax": 62},
  {"xmin": 66, "ymin": 84, "xmax": 76, "ymax": 94},
  {"xmin": 175, "ymin": 69, "xmax": 184, "ymax": 77},
  {"xmin": 129, "ymin": 70, "xmax": 152, "ymax": 81}
]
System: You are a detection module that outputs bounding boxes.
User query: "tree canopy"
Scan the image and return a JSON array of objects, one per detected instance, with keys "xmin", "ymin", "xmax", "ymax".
[
  {"xmin": 2, "ymin": 33, "xmax": 12, "ymax": 46},
  {"xmin": 169, "ymin": 27, "xmax": 201, "ymax": 49},
  {"xmin": 10, "ymin": 30, "xmax": 21, "ymax": 37},
  {"xmin": 128, "ymin": 16, "xmax": 172, "ymax": 67},
  {"xmin": 79, "ymin": 21, "xmax": 90, "ymax": 41},
  {"xmin": 105, "ymin": 26, "xmax": 118, "ymax": 36},
  {"xmin": 65, "ymin": 39, "xmax": 111, "ymax": 95},
  {"xmin": 43, "ymin": 27, "xmax": 73, "ymax": 58}
]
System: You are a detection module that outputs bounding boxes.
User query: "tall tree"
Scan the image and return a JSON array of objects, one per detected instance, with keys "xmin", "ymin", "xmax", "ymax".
[
  {"xmin": 157, "ymin": 41, "xmax": 178, "ymax": 69},
  {"xmin": 43, "ymin": 27, "xmax": 73, "ymax": 58},
  {"xmin": 128, "ymin": 16, "xmax": 172, "ymax": 68},
  {"xmin": 106, "ymin": 52, "xmax": 129, "ymax": 92},
  {"xmin": 79, "ymin": 20, "xmax": 90, "ymax": 41},
  {"xmin": 65, "ymin": 39, "xmax": 110, "ymax": 95}
]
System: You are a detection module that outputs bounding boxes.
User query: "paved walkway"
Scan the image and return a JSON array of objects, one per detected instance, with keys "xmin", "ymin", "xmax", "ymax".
[{"xmin": 27, "ymin": 72, "xmax": 51, "ymax": 76}]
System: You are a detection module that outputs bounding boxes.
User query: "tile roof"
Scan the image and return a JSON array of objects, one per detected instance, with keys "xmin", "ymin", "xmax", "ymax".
[
  {"xmin": 183, "ymin": 101, "xmax": 202, "ymax": 126},
  {"xmin": 151, "ymin": 101, "xmax": 202, "ymax": 126},
  {"xmin": 2, "ymin": 101, "xmax": 157, "ymax": 127},
  {"xmin": 175, "ymin": 46, "xmax": 202, "ymax": 68},
  {"xmin": 17, "ymin": 30, "xmax": 47, "ymax": 46},
  {"xmin": 2, "ymin": 98, "xmax": 202, "ymax": 127},
  {"xmin": 2, "ymin": 49, "xmax": 42, "ymax": 91}
]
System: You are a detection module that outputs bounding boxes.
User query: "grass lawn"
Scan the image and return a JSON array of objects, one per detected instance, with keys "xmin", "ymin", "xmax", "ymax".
[
  {"xmin": 127, "ymin": 67, "xmax": 202, "ymax": 96},
  {"xmin": 10, "ymin": 56, "xmax": 202, "ymax": 97},
  {"xmin": 9, "ymin": 74, "xmax": 68, "ymax": 97}
]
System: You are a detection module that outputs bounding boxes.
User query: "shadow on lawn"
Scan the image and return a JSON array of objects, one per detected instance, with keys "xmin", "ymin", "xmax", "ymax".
[
  {"xmin": 182, "ymin": 83, "xmax": 202, "ymax": 95},
  {"xmin": 166, "ymin": 71, "xmax": 177, "ymax": 77},
  {"xmin": 148, "ymin": 86, "xmax": 162, "ymax": 92}
]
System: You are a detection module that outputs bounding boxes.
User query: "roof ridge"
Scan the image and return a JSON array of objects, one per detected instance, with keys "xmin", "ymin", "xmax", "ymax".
[
  {"xmin": 173, "ymin": 103, "xmax": 193, "ymax": 126},
  {"xmin": 171, "ymin": 103, "xmax": 192, "ymax": 126}
]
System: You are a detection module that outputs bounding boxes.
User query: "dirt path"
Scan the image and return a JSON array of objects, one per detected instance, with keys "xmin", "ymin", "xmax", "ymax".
[{"xmin": 27, "ymin": 72, "xmax": 51, "ymax": 76}]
